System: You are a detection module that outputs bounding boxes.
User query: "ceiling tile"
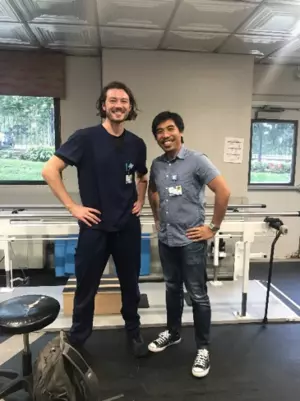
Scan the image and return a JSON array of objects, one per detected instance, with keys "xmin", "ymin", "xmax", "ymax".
[
  {"xmin": 14, "ymin": 0, "xmax": 98, "ymax": 25},
  {"xmin": 97, "ymin": 0, "xmax": 176, "ymax": 29},
  {"xmin": 170, "ymin": 0, "xmax": 259, "ymax": 33},
  {"xmin": 261, "ymin": 56, "xmax": 300, "ymax": 64},
  {"xmin": 63, "ymin": 47, "xmax": 100, "ymax": 56},
  {"xmin": 29, "ymin": 24, "xmax": 99, "ymax": 49},
  {"xmin": 162, "ymin": 31, "xmax": 228, "ymax": 52},
  {"xmin": 269, "ymin": 37, "xmax": 300, "ymax": 57},
  {"xmin": 219, "ymin": 34, "xmax": 288, "ymax": 56},
  {"xmin": 266, "ymin": 1, "xmax": 300, "ymax": 5},
  {"xmin": 238, "ymin": 2, "xmax": 300, "ymax": 36},
  {"xmin": 0, "ymin": 0, "xmax": 21, "ymax": 22},
  {"xmin": 100, "ymin": 27, "xmax": 164, "ymax": 49},
  {"xmin": 0, "ymin": 22, "xmax": 34, "ymax": 47}
]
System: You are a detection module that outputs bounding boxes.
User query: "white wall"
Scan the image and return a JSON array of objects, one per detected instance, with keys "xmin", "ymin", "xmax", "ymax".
[
  {"xmin": 103, "ymin": 49, "xmax": 254, "ymax": 198},
  {"xmin": 60, "ymin": 56, "xmax": 102, "ymax": 193},
  {"xmin": 253, "ymin": 64, "xmax": 300, "ymax": 102}
]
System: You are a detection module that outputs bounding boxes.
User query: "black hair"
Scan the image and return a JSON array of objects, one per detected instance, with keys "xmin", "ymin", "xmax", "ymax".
[
  {"xmin": 152, "ymin": 111, "xmax": 184, "ymax": 135},
  {"xmin": 96, "ymin": 81, "xmax": 139, "ymax": 121},
  {"xmin": 151, "ymin": 111, "xmax": 184, "ymax": 143}
]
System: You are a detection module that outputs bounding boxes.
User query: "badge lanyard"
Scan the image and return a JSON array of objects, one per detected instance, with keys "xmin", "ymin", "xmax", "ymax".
[{"xmin": 125, "ymin": 162, "xmax": 133, "ymax": 184}]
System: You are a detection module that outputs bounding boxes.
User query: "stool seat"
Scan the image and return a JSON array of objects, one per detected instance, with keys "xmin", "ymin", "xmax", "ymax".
[{"xmin": 0, "ymin": 295, "xmax": 60, "ymax": 335}]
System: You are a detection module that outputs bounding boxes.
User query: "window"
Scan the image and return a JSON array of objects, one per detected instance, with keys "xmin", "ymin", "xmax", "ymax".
[
  {"xmin": 0, "ymin": 95, "xmax": 60, "ymax": 184},
  {"xmin": 248, "ymin": 119, "xmax": 298, "ymax": 186}
]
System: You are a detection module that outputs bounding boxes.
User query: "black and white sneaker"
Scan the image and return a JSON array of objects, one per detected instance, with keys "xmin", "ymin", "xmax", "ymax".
[
  {"xmin": 148, "ymin": 330, "xmax": 181, "ymax": 353},
  {"xmin": 192, "ymin": 349, "xmax": 210, "ymax": 378}
]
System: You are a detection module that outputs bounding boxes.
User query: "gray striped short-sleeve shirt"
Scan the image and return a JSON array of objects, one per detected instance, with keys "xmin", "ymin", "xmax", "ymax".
[{"xmin": 149, "ymin": 146, "xmax": 220, "ymax": 247}]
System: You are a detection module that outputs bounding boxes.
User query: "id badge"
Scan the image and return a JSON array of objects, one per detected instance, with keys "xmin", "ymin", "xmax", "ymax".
[
  {"xmin": 168, "ymin": 185, "xmax": 182, "ymax": 196},
  {"xmin": 126, "ymin": 174, "xmax": 132, "ymax": 184}
]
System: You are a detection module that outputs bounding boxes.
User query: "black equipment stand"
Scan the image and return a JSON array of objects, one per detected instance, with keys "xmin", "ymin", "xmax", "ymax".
[{"xmin": 263, "ymin": 217, "xmax": 287, "ymax": 324}]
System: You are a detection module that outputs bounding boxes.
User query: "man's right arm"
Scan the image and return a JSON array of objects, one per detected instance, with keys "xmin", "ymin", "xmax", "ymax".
[
  {"xmin": 42, "ymin": 155, "xmax": 76, "ymax": 211},
  {"xmin": 148, "ymin": 164, "xmax": 160, "ymax": 229},
  {"xmin": 42, "ymin": 130, "xmax": 101, "ymax": 227}
]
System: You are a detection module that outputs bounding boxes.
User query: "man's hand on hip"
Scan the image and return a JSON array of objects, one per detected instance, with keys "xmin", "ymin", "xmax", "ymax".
[
  {"xmin": 186, "ymin": 225, "xmax": 215, "ymax": 241},
  {"xmin": 132, "ymin": 200, "xmax": 143, "ymax": 216},
  {"xmin": 68, "ymin": 204, "xmax": 101, "ymax": 227},
  {"xmin": 154, "ymin": 220, "xmax": 160, "ymax": 232}
]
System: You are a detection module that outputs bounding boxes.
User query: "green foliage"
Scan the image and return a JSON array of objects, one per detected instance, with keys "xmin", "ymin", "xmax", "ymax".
[
  {"xmin": 20, "ymin": 147, "xmax": 54, "ymax": 162},
  {"xmin": 0, "ymin": 150, "xmax": 16, "ymax": 159},
  {"xmin": 251, "ymin": 121, "xmax": 295, "ymax": 156},
  {"xmin": 0, "ymin": 158, "xmax": 44, "ymax": 181},
  {"xmin": 250, "ymin": 172, "xmax": 291, "ymax": 184},
  {"xmin": 0, "ymin": 147, "xmax": 54, "ymax": 162},
  {"xmin": 0, "ymin": 95, "xmax": 53, "ymax": 122},
  {"xmin": 0, "ymin": 95, "xmax": 56, "ymax": 182},
  {"xmin": 0, "ymin": 95, "xmax": 55, "ymax": 148},
  {"xmin": 251, "ymin": 160, "xmax": 291, "ymax": 174}
]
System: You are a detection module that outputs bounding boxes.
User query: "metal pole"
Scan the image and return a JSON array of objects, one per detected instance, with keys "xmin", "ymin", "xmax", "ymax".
[
  {"xmin": 0, "ymin": 211, "xmax": 299, "ymax": 220},
  {"xmin": 0, "ymin": 203, "xmax": 267, "ymax": 211},
  {"xmin": 23, "ymin": 333, "xmax": 30, "ymax": 353},
  {"xmin": 241, "ymin": 241, "xmax": 251, "ymax": 317},
  {"xmin": 263, "ymin": 231, "xmax": 282, "ymax": 324},
  {"xmin": 0, "ymin": 239, "xmax": 13, "ymax": 293},
  {"xmin": 213, "ymin": 235, "xmax": 219, "ymax": 283}
]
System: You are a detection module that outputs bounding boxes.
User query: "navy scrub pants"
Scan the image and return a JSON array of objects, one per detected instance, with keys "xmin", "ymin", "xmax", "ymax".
[{"xmin": 69, "ymin": 215, "xmax": 141, "ymax": 345}]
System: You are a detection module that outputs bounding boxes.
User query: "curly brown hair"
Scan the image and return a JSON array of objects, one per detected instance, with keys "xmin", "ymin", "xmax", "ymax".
[{"xmin": 96, "ymin": 81, "xmax": 139, "ymax": 121}]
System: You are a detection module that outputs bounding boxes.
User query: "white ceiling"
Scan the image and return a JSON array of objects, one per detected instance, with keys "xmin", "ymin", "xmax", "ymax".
[{"xmin": 2, "ymin": 0, "xmax": 300, "ymax": 64}]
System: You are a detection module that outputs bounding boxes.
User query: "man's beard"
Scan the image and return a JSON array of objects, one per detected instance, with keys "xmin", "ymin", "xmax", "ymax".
[{"xmin": 107, "ymin": 108, "xmax": 129, "ymax": 123}]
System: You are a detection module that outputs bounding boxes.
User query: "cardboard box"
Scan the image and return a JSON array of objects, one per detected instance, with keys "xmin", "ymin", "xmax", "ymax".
[{"xmin": 62, "ymin": 276, "xmax": 122, "ymax": 316}]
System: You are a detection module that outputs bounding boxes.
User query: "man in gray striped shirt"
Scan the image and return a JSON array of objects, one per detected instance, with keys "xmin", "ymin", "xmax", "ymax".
[{"xmin": 147, "ymin": 111, "xmax": 230, "ymax": 378}]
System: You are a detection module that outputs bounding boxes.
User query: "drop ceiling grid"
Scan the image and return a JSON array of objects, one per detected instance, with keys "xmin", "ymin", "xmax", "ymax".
[{"xmin": 0, "ymin": 1, "xmax": 299, "ymax": 63}]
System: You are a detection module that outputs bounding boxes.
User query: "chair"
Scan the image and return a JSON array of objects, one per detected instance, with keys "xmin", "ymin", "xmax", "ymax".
[{"xmin": 0, "ymin": 294, "xmax": 60, "ymax": 398}]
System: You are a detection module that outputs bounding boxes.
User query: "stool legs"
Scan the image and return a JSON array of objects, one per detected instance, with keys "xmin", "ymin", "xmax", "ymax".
[
  {"xmin": 0, "ymin": 373, "xmax": 30, "ymax": 398},
  {"xmin": 22, "ymin": 333, "xmax": 32, "ymax": 377},
  {"xmin": 0, "ymin": 333, "xmax": 33, "ymax": 398}
]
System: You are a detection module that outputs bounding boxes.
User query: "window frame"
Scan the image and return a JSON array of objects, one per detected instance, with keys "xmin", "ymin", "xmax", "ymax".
[
  {"xmin": 248, "ymin": 118, "xmax": 298, "ymax": 187},
  {"xmin": 0, "ymin": 97, "xmax": 61, "ymax": 186}
]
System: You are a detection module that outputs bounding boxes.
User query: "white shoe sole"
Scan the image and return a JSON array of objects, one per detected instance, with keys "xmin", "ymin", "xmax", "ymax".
[
  {"xmin": 192, "ymin": 366, "xmax": 210, "ymax": 378},
  {"xmin": 148, "ymin": 338, "xmax": 182, "ymax": 353}
]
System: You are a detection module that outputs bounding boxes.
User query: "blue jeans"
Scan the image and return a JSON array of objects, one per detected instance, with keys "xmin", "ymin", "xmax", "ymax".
[{"xmin": 158, "ymin": 240, "xmax": 211, "ymax": 349}]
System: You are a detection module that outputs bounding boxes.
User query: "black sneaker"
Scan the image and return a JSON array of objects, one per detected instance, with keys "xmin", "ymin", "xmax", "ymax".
[
  {"xmin": 148, "ymin": 330, "xmax": 181, "ymax": 353},
  {"xmin": 192, "ymin": 348, "xmax": 210, "ymax": 378},
  {"xmin": 129, "ymin": 332, "xmax": 149, "ymax": 358}
]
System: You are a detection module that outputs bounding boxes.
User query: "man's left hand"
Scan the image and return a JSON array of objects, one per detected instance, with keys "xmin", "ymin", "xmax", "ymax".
[
  {"xmin": 132, "ymin": 200, "xmax": 143, "ymax": 216},
  {"xmin": 186, "ymin": 225, "xmax": 215, "ymax": 241}
]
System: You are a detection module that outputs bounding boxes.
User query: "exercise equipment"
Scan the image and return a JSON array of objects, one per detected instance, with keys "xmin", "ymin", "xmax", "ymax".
[
  {"xmin": 0, "ymin": 205, "xmax": 299, "ymax": 319},
  {"xmin": 263, "ymin": 217, "xmax": 288, "ymax": 324}
]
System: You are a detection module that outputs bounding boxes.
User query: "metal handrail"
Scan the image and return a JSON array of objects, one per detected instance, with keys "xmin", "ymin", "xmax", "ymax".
[{"xmin": 0, "ymin": 211, "xmax": 299, "ymax": 220}]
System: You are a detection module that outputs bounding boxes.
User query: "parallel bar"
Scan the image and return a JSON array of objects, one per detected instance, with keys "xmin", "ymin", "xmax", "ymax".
[
  {"xmin": 0, "ymin": 203, "xmax": 266, "ymax": 211},
  {"xmin": 206, "ymin": 203, "xmax": 266, "ymax": 209},
  {"xmin": 241, "ymin": 241, "xmax": 251, "ymax": 317},
  {"xmin": 241, "ymin": 293, "xmax": 247, "ymax": 316},
  {"xmin": 0, "ymin": 204, "xmax": 64, "ymax": 210},
  {"xmin": 0, "ymin": 211, "xmax": 299, "ymax": 220}
]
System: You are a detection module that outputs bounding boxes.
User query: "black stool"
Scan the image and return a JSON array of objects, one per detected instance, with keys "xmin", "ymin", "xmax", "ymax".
[{"xmin": 0, "ymin": 294, "xmax": 60, "ymax": 398}]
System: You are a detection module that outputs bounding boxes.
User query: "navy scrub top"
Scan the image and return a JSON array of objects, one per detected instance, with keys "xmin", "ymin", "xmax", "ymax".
[{"xmin": 55, "ymin": 124, "xmax": 148, "ymax": 231}]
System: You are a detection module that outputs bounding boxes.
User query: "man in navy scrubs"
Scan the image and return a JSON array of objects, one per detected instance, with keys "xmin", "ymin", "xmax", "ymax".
[{"xmin": 42, "ymin": 81, "xmax": 149, "ymax": 357}]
